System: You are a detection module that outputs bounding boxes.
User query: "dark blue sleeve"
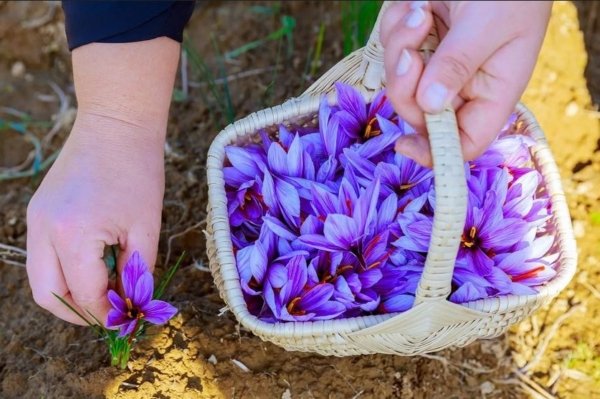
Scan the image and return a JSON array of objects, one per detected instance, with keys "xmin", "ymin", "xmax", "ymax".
[{"xmin": 62, "ymin": 1, "xmax": 196, "ymax": 51}]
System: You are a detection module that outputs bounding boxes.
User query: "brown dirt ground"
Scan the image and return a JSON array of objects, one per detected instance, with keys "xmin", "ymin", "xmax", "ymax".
[{"xmin": 0, "ymin": 1, "xmax": 598, "ymax": 398}]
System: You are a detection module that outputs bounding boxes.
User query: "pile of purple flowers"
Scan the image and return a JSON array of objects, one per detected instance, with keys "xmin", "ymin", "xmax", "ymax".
[{"xmin": 224, "ymin": 83, "xmax": 557, "ymax": 322}]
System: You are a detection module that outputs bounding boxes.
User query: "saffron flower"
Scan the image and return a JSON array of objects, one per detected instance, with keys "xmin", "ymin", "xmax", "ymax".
[
  {"xmin": 223, "ymin": 82, "xmax": 557, "ymax": 323},
  {"xmin": 106, "ymin": 251, "xmax": 178, "ymax": 337}
]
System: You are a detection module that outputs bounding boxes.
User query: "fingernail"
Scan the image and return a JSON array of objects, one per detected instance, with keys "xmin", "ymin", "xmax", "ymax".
[
  {"xmin": 423, "ymin": 82, "xmax": 449, "ymax": 112},
  {"xmin": 395, "ymin": 49, "xmax": 412, "ymax": 76},
  {"xmin": 405, "ymin": 6, "xmax": 426, "ymax": 28},
  {"xmin": 410, "ymin": 1, "xmax": 429, "ymax": 10}
]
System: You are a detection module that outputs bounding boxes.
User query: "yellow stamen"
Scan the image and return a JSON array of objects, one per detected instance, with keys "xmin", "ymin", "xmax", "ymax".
[
  {"xmin": 461, "ymin": 226, "xmax": 478, "ymax": 248},
  {"xmin": 469, "ymin": 226, "xmax": 477, "ymax": 239},
  {"xmin": 399, "ymin": 182, "xmax": 417, "ymax": 191},
  {"xmin": 125, "ymin": 297, "xmax": 133, "ymax": 310}
]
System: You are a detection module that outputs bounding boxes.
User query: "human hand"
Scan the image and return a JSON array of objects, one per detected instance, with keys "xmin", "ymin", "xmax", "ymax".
[
  {"xmin": 380, "ymin": 1, "xmax": 552, "ymax": 167},
  {"xmin": 26, "ymin": 38, "xmax": 180, "ymax": 325},
  {"xmin": 26, "ymin": 113, "xmax": 166, "ymax": 324}
]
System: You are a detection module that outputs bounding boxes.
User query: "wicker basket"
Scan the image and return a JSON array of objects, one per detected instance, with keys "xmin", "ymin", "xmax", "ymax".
[{"xmin": 205, "ymin": 2, "xmax": 577, "ymax": 356}]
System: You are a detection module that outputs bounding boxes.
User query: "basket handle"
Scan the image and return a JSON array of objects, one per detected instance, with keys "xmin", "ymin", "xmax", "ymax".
[{"xmin": 364, "ymin": 1, "xmax": 468, "ymax": 305}]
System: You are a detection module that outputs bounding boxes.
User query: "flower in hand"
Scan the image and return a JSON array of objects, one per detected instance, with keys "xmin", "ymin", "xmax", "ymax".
[{"xmin": 106, "ymin": 251, "xmax": 177, "ymax": 337}]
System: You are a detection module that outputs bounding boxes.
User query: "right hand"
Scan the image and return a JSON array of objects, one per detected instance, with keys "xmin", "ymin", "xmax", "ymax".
[
  {"xmin": 25, "ymin": 37, "xmax": 180, "ymax": 325},
  {"xmin": 380, "ymin": 1, "xmax": 552, "ymax": 167},
  {"xmin": 26, "ymin": 113, "xmax": 165, "ymax": 325}
]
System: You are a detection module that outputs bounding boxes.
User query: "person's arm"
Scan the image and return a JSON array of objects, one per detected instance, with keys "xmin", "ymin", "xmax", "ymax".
[
  {"xmin": 381, "ymin": 1, "xmax": 552, "ymax": 167},
  {"xmin": 26, "ymin": 38, "xmax": 179, "ymax": 324}
]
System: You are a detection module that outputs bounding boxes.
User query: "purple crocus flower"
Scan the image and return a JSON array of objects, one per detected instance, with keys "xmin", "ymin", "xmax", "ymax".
[
  {"xmin": 334, "ymin": 82, "xmax": 396, "ymax": 142},
  {"xmin": 225, "ymin": 85, "xmax": 556, "ymax": 320},
  {"xmin": 106, "ymin": 251, "xmax": 177, "ymax": 337},
  {"xmin": 263, "ymin": 255, "xmax": 346, "ymax": 321}
]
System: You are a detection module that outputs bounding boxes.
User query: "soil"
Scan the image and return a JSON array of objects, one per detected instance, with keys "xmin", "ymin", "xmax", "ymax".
[{"xmin": 1, "ymin": 1, "xmax": 599, "ymax": 398}]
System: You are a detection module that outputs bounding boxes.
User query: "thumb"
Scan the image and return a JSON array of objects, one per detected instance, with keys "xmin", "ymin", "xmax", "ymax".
[
  {"xmin": 415, "ymin": 5, "xmax": 508, "ymax": 113},
  {"xmin": 116, "ymin": 223, "xmax": 160, "ymax": 296}
]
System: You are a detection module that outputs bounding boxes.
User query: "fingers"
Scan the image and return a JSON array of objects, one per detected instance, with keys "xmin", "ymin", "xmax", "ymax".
[
  {"xmin": 394, "ymin": 132, "xmax": 433, "ymax": 167},
  {"xmin": 381, "ymin": 1, "xmax": 433, "ymax": 133},
  {"xmin": 25, "ymin": 228, "xmax": 90, "ymax": 325},
  {"xmin": 56, "ymin": 233, "xmax": 113, "ymax": 325},
  {"xmin": 415, "ymin": 4, "xmax": 511, "ymax": 114},
  {"xmin": 114, "ymin": 219, "xmax": 161, "ymax": 298},
  {"xmin": 117, "ymin": 223, "xmax": 160, "ymax": 275},
  {"xmin": 455, "ymin": 35, "xmax": 541, "ymax": 161}
]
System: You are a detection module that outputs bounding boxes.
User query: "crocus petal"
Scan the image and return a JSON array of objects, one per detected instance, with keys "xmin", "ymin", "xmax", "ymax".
[
  {"xmin": 225, "ymin": 146, "xmax": 261, "ymax": 177},
  {"xmin": 268, "ymin": 142, "xmax": 289, "ymax": 176},
  {"xmin": 353, "ymin": 178, "xmax": 380, "ymax": 234},
  {"xmin": 275, "ymin": 177, "xmax": 300, "ymax": 219},
  {"xmin": 377, "ymin": 193, "xmax": 398, "ymax": 231},
  {"xmin": 486, "ymin": 268, "xmax": 513, "ymax": 295},
  {"xmin": 510, "ymin": 282, "xmax": 538, "ymax": 296},
  {"xmin": 107, "ymin": 289, "xmax": 127, "ymax": 313},
  {"xmin": 336, "ymin": 110, "xmax": 361, "ymax": 139},
  {"xmin": 343, "ymin": 148, "xmax": 376, "ymax": 179},
  {"xmin": 223, "ymin": 166, "xmax": 249, "ymax": 187},
  {"xmin": 299, "ymin": 283, "xmax": 335, "ymax": 310},
  {"xmin": 236, "ymin": 245, "xmax": 254, "ymax": 282},
  {"xmin": 282, "ymin": 256, "xmax": 308, "ymax": 302},
  {"xmin": 381, "ymin": 294, "xmax": 414, "ymax": 312},
  {"xmin": 358, "ymin": 268, "xmax": 383, "ymax": 288},
  {"xmin": 132, "ymin": 272, "xmax": 154, "ymax": 307},
  {"xmin": 298, "ymin": 233, "xmax": 342, "ymax": 251},
  {"xmin": 363, "ymin": 230, "xmax": 390, "ymax": 267},
  {"xmin": 368, "ymin": 89, "xmax": 394, "ymax": 120},
  {"xmin": 106, "ymin": 308, "xmax": 129, "ymax": 328},
  {"xmin": 141, "ymin": 299, "xmax": 178, "ymax": 325},
  {"xmin": 396, "ymin": 213, "xmax": 432, "ymax": 252},
  {"xmin": 261, "ymin": 172, "xmax": 279, "ymax": 213},
  {"xmin": 480, "ymin": 218, "xmax": 529, "ymax": 249},
  {"xmin": 267, "ymin": 263, "xmax": 288, "ymax": 289},
  {"xmin": 311, "ymin": 301, "xmax": 347, "ymax": 320},
  {"xmin": 300, "ymin": 214, "xmax": 324, "ymax": 235},
  {"xmin": 470, "ymin": 248, "xmax": 494, "ymax": 276},
  {"xmin": 335, "ymin": 82, "xmax": 367, "ymax": 123},
  {"xmin": 357, "ymin": 116, "xmax": 402, "ymax": 159},
  {"xmin": 122, "ymin": 251, "xmax": 150, "ymax": 299},
  {"xmin": 278, "ymin": 125, "xmax": 294, "ymax": 148},
  {"xmin": 324, "ymin": 214, "xmax": 360, "ymax": 250},
  {"xmin": 263, "ymin": 215, "xmax": 297, "ymax": 242},
  {"xmin": 449, "ymin": 282, "xmax": 487, "ymax": 304},
  {"xmin": 334, "ymin": 276, "xmax": 355, "ymax": 304},
  {"xmin": 528, "ymin": 235, "xmax": 554, "ymax": 260},
  {"xmin": 263, "ymin": 281, "xmax": 281, "ymax": 318},
  {"xmin": 287, "ymin": 134, "xmax": 304, "ymax": 177},
  {"xmin": 323, "ymin": 112, "xmax": 340, "ymax": 157},
  {"xmin": 316, "ymin": 156, "xmax": 338, "ymax": 183},
  {"xmin": 357, "ymin": 290, "xmax": 380, "ymax": 311},
  {"xmin": 119, "ymin": 319, "xmax": 138, "ymax": 337},
  {"xmin": 250, "ymin": 242, "xmax": 268, "ymax": 283},
  {"xmin": 311, "ymin": 184, "xmax": 339, "ymax": 218}
]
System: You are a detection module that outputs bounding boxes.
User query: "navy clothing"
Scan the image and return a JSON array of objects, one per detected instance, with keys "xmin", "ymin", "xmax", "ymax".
[{"xmin": 62, "ymin": 1, "xmax": 196, "ymax": 51}]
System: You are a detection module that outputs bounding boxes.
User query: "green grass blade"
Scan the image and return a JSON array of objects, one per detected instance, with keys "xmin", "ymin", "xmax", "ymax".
[
  {"xmin": 52, "ymin": 293, "xmax": 97, "ymax": 329},
  {"xmin": 224, "ymin": 15, "xmax": 296, "ymax": 60},
  {"xmin": 182, "ymin": 34, "xmax": 228, "ymax": 127},
  {"xmin": 310, "ymin": 22, "xmax": 326, "ymax": 77},
  {"xmin": 341, "ymin": 1, "xmax": 382, "ymax": 56},
  {"xmin": 154, "ymin": 251, "xmax": 186, "ymax": 300},
  {"xmin": 211, "ymin": 34, "xmax": 236, "ymax": 124}
]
